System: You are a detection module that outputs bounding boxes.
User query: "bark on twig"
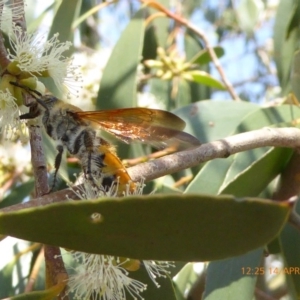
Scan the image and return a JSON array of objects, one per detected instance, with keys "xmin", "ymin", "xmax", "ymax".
[
  {"xmin": 129, "ymin": 127, "xmax": 300, "ymax": 181},
  {"xmin": 2, "ymin": 126, "xmax": 300, "ymax": 213}
]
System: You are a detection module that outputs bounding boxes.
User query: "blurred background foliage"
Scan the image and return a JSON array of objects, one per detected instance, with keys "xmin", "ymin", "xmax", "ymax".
[{"xmin": 2, "ymin": 0, "xmax": 300, "ymax": 299}]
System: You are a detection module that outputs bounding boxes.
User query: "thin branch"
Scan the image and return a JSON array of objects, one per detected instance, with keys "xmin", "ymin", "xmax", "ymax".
[
  {"xmin": 24, "ymin": 244, "xmax": 43, "ymax": 292},
  {"xmin": 0, "ymin": 3, "xmax": 10, "ymax": 69},
  {"xmin": 27, "ymin": 124, "xmax": 50, "ymax": 195},
  {"xmin": 2, "ymin": 127, "xmax": 300, "ymax": 213},
  {"xmin": 142, "ymin": 0, "xmax": 240, "ymax": 101},
  {"xmin": 129, "ymin": 127, "xmax": 300, "ymax": 181},
  {"xmin": 0, "ymin": 31, "xmax": 10, "ymax": 69},
  {"xmin": 9, "ymin": 1, "xmax": 68, "ymax": 297}
]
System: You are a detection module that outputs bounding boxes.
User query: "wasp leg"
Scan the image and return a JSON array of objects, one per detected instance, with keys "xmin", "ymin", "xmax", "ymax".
[
  {"xmin": 102, "ymin": 175, "xmax": 116, "ymax": 190},
  {"xmin": 82, "ymin": 130, "xmax": 98, "ymax": 181},
  {"xmin": 86, "ymin": 151, "xmax": 93, "ymax": 180},
  {"xmin": 49, "ymin": 144, "xmax": 64, "ymax": 192},
  {"xmin": 19, "ymin": 100, "xmax": 41, "ymax": 119}
]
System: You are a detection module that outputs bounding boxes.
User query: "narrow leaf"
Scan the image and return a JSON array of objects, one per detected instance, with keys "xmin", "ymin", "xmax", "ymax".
[
  {"xmin": 47, "ymin": 0, "xmax": 81, "ymax": 47},
  {"xmin": 173, "ymin": 263, "xmax": 198, "ymax": 300},
  {"xmin": 44, "ymin": 0, "xmax": 81, "ymax": 95},
  {"xmin": 280, "ymin": 201, "xmax": 300, "ymax": 298},
  {"xmin": 0, "ymin": 180, "xmax": 34, "ymax": 209},
  {"xmin": 291, "ymin": 50, "xmax": 300, "ymax": 100},
  {"xmin": 184, "ymin": 30, "xmax": 211, "ymax": 101},
  {"xmin": 185, "ymin": 70, "xmax": 225, "ymax": 89},
  {"xmin": 186, "ymin": 158, "xmax": 234, "ymax": 194},
  {"xmin": 203, "ymin": 249, "xmax": 263, "ymax": 300},
  {"xmin": 174, "ymin": 100, "xmax": 259, "ymax": 143},
  {"xmin": 220, "ymin": 147, "xmax": 293, "ymax": 197},
  {"xmin": 273, "ymin": 0, "xmax": 299, "ymax": 93},
  {"xmin": 96, "ymin": 8, "xmax": 146, "ymax": 109},
  {"xmin": 236, "ymin": 0, "xmax": 263, "ymax": 34},
  {"xmin": 190, "ymin": 46, "xmax": 225, "ymax": 65},
  {"xmin": 8, "ymin": 283, "xmax": 66, "ymax": 299}
]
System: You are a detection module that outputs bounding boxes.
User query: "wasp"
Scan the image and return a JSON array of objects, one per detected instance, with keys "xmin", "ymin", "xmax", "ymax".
[{"xmin": 11, "ymin": 82, "xmax": 201, "ymax": 194}]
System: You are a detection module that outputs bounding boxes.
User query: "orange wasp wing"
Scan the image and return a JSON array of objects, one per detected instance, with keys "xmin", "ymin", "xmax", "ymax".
[{"xmin": 74, "ymin": 108, "xmax": 200, "ymax": 149}]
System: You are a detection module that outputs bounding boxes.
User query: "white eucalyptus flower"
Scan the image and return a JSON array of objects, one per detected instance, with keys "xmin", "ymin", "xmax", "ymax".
[
  {"xmin": 66, "ymin": 178, "xmax": 173, "ymax": 300},
  {"xmin": 68, "ymin": 253, "xmax": 147, "ymax": 300},
  {"xmin": 0, "ymin": 89, "xmax": 27, "ymax": 140},
  {"xmin": 7, "ymin": 26, "xmax": 79, "ymax": 94}
]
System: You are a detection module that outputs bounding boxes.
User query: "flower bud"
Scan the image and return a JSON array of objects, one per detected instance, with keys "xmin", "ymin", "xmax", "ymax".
[
  {"xmin": 13, "ymin": 86, "xmax": 24, "ymax": 106},
  {"xmin": 157, "ymin": 47, "xmax": 166, "ymax": 58},
  {"xmin": 19, "ymin": 77, "xmax": 37, "ymax": 90},
  {"xmin": 0, "ymin": 74, "xmax": 16, "ymax": 95},
  {"xmin": 144, "ymin": 59, "xmax": 164, "ymax": 68},
  {"xmin": 181, "ymin": 71, "xmax": 194, "ymax": 81},
  {"xmin": 161, "ymin": 70, "xmax": 173, "ymax": 80},
  {"xmin": 7, "ymin": 60, "xmax": 21, "ymax": 75},
  {"xmin": 156, "ymin": 69, "xmax": 164, "ymax": 78},
  {"xmin": 119, "ymin": 258, "xmax": 141, "ymax": 271},
  {"xmin": 36, "ymin": 81, "xmax": 46, "ymax": 96}
]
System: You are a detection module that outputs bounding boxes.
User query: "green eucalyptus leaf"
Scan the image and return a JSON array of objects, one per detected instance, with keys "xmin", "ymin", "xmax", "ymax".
[
  {"xmin": 173, "ymin": 263, "xmax": 198, "ymax": 300},
  {"xmin": 280, "ymin": 200, "xmax": 300, "ymax": 298},
  {"xmin": 184, "ymin": 30, "xmax": 211, "ymax": 101},
  {"xmin": 96, "ymin": 8, "xmax": 146, "ymax": 109},
  {"xmin": 286, "ymin": 0, "xmax": 300, "ymax": 39},
  {"xmin": 174, "ymin": 100, "xmax": 260, "ymax": 143},
  {"xmin": 189, "ymin": 46, "xmax": 225, "ymax": 65},
  {"xmin": 185, "ymin": 70, "xmax": 226, "ymax": 90},
  {"xmin": 186, "ymin": 157, "xmax": 234, "ymax": 194},
  {"xmin": 7, "ymin": 283, "xmax": 65, "ymax": 299},
  {"xmin": 0, "ymin": 194, "xmax": 290, "ymax": 261},
  {"xmin": 203, "ymin": 248, "xmax": 264, "ymax": 300},
  {"xmin": 0, "ymin": 239, "xmax": 37, "ymax": 298},
  {"xmin": 291, "ymin": 50, "xmax": 300, "ymax": 100},
  {"xmin": 236, "ymin": 0, "xmax": 263, "ymax": 35},
  {"xmin": 44, "ymin": 0, "xmax": 81, "ymax": 95},
  {"xmin": 175, "ymin": 78, "xmax": 192, "ymax": 107},
  {"xmin": 0, "ymin": 260, "xmax": 14, "ymax": 298},
  {"xmin": 27, "ymin": 2, "xmax": 55, "ymax": 32},
  {"xmin": 274, "ymin": 0, "xmax": 300, "ymax": 93},
  {"xmin": 0, "ymin": 180, "xmax": 34, "ymax": 209},
  {"xmin": 149, "ymin": 78, "xmax": 171, "ymax": 109},
  {"xmin": 142, "ymin": 23, "xmax": 158, "ymax": 64},
  {"xmin": 220, "ymin": 147, "xmax": 293, "ymax": 197},
  {"xmin": 47, "ymin": 0, "xmax": 81, "ymax": 47},
  {"xmin": 148, "ymin": 0, "xmax": 170, "ymax": 48}
]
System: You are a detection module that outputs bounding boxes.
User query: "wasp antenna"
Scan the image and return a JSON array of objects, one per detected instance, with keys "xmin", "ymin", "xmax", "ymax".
[
  {"xmin": 35, "ymin": 97, "xmax": 49, "ymax": 111},
  {"xmin": 47, "ymin": 145, "xmax": 64, "ymax": 193},
  {"xmin": 9, "ymin": 81, "xmax": 49, "ymax": 112},
  {"xmin": 9, "ymin": 81, "xmax": 43, "ymax": 98}
]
